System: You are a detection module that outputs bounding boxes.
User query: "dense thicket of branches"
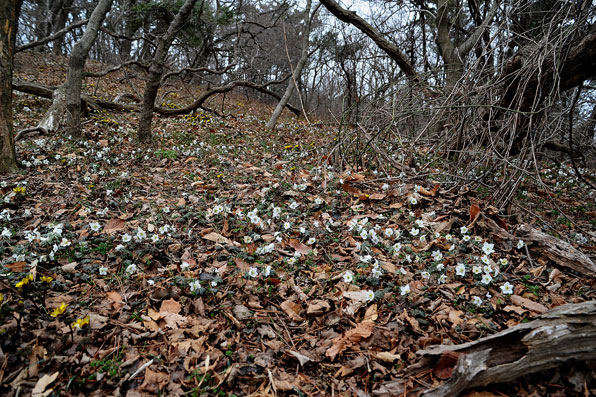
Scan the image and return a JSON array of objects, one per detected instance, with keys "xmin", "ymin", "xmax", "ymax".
[{"xmin": 0, "ymin": 0, "xmax": 594, "ymax": 191}]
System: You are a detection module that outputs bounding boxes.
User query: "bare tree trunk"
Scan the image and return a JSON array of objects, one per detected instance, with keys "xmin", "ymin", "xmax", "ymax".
[
  {"xmin": 436, "ymin": 0, "xmax": 498, "ymax": 89},
  {"xmin": 137, "ymin": 0, "xmax": 199, "ymax": 143},
  {"xmin": 0, "ymin": 0, "xmax": 22, "ymax": 174},
  {"xmin": 64, "ymin": 0, "xmax": 113, "ymax": 137},
  {"xmin": 50, "ymin": 0, "xmax": 75, "ymax": 56},
  {"xmin": 119, "ymin": 0, "xmax": 137, "ymax": 61},
  {"xmin": 266, "ymin": 0, "xmax": 315, "ymax": 130}
]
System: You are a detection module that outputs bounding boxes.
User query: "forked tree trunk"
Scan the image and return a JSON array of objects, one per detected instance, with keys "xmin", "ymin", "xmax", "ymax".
[
  {"xmin": 64, "ymin": 0, "xmax": 112, "ymax": 137},
  {"xmin": 0, "ymin": 0, "xmax": 22, "ymax": 174},
  {"xmin": 137, "ymin": 0, "xmax": 199, "ymax": 143},
  {"xmin": 266, "ymin": 0, "xmax": 315, "ymax": 130}
]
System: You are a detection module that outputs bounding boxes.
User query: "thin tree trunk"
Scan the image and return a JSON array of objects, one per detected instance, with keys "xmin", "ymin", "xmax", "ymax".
[
  {"xmin": 64, "ymin": 0, "xmax": 113, "ymax": 137},
  {"xmin": 266, "ymin": 0, "xmax": 314, "ymax": 130},
  {"xmin": 51, "ymin": 0, "xmax": 74, "ymax": 56},
  {"xmin": 137, "ymin": 0, "xmax": 199, "ymax": 143},
  {"xmin": 0, "ymin": 0, "xmax": 22, "ymax": 174}
]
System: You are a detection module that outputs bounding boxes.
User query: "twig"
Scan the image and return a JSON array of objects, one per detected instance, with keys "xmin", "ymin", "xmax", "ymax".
[{"xmin": 129, "ymin": 358, "xmax": 154, "ymax": 380}]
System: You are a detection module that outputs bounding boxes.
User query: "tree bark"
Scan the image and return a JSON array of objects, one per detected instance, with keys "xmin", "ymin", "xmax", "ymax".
[
  {"xmin": 64, "ymin": 0, "xmax": 113, "ymax": 137},
  {"xmin": 0, "ymin": 0, "xmax": 22, "ymax": 174},
  {"xmin": 416, "ymin": 300, "xmax": 596, "ymax": 397},
  {"xmin": 436, "ymin": 0, "xmax": 498, "ymax": 89},
  {"xmin": 266, "ymin": 0, "xmax": 315, "ymax": 130},
  {"xmin": 137, "ymin": 0, "xmax": 199, "ymax": 143},
  {"xmin": 497, "ymin": 27, "xmax": 596, "ymax": 154}
]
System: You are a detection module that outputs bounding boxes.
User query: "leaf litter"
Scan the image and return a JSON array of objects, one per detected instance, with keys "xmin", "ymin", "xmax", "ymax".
[{"xmin": 1, "ymin": 52, "xmax": 596, "ymax": 396}]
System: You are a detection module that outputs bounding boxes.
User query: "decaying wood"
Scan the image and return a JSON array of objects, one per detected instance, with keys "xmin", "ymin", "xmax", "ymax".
[
  {"xmin": 16, "ymin": 86, "xmax": 67, "ymax": 140},
  {"xmin": 517, "ymin": 223, "xmax": 596, "ymax": 276},
  {"xmin": 481, "ymin": 218, "xmax": 596, "ymax": 276},
  {"xmin": 416, "ymin": 300, "xmax": 596, "ymax": 397}
]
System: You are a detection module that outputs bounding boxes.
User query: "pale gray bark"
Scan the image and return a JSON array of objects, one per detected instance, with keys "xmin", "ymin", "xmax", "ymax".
[
  {"xmin": 64, "ymin": 0, "xmax": 113, "ymax": 137},
  {"xmin": 418, "ymin": 301, "xmax": 596, "ymax": 397},
  {"xmin": 266, "ymin": 0, "xmax": 316, "ymax": 130},
  {"xmin": 137, "ymin": 0, "xmax": 199, "ymax": 143}
]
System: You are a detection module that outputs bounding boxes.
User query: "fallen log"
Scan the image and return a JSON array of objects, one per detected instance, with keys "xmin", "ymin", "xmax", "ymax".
[
  {"xmin": 517, "ymin": 223, "xmax": 596, "ymax": 276},
  {"xmin": 481, "ymin": 218, "xmax": 596, "ymax": 277},
  {"xmin": 12, "ymin": 78, "xmax": 301, "ymax": 120},
  {"xmin": 415, "ymin": 300, "xmax": 596, "ymax": 397}
]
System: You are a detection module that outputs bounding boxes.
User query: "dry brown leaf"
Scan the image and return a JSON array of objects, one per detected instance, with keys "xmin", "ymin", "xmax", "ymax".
[
  {"xmin": 369, "ymin": 193, "xmax": 386, "ymax": 200},
  {"xmin": 32, "ymin": 372, "xmax": 59, "ymax": 397},
  {"xmin": 202, "ymin": 232, "xmax": 231, "ymax": 245},
  {"xmin": 503, "ymin": 305, "xmax": 528, "ymax": 315},
  {"xmin": 306, "ymin": 299, "xmax": 330, "ymax": 316},
  {"xmin": 289, "ymin": 239, "xmax": 311, "ymax": 255},
  {"xmin": 61, "ymin": 261, "xmax": 78, "ymax": 273},
  {"xmin": 281, "ymin": 300, "xmax": 303, "ymax": 321},
  {"xmin": 103, "ymin": 218, "xmax": 126, "ymax": 235},
  {"xmin": 106, "ymin": 291, "xmax": 124, "ymax": 310},
  {"xmin": 510, "ymin": 295, "xmax": 548, "ymax": 314},
  {"xmin": 288, "ymin": 350, "xmax": 312, "ymax": 366},
  {"xmin": 469, "ymin": 203, "xmax": 481, "ymax": 226},
  {"xmin": 140, "ymin": 368, "xmax": 170, "ymax": 393},
  {"xmin": 448, "ymin": 308, "xmax": 464, "ymax": 327},
  {"xmin": 325, "ymin": 319, "xmax": 375, "ymax": 360},
  {"xmin": 375, "ymin": 351, "xmax": 401, "ymax": 363},
  {"xmin": 6, "ymin": 261, "xmax": 27, "ymax": 272},
  {"xmin": 155, "ymin": 298, "xmax": 187, "ymax": 329}
]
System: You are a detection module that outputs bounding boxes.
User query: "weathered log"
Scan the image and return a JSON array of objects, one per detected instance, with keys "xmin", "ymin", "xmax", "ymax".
[
  {"xmin": 416, "ymin": 300, "xmax": 596, "ymax": 397},
  {"xmin": 481, "ymin": 218, "xmax": 596, "ymax": 276},
  {"xmin": 16, "ymin": 86, "xmax": 66, "ymax": 140},
  {"xmin": 517, "ymin": 223, "xmax": 596, "ymax": 276}
]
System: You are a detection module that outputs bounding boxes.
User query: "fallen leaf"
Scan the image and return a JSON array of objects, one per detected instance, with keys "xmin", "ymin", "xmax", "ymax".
[
  {"xmin": 326, "ymin": 308, "xmax": 376, "ymax": 360},
  {"xmin": 306, "ymin": 299, "xmax": 330, "ymax": 316},
  {"xmin": 289, "ymin": 239, "xmax": 311, "ymax": 255},
  {"xmin": 433, "ymin": 351, "xmax": 461, "ymax": 379},
  {"xmin": 469, "ymin": 203, "xmax": 481, "ymax": 226},
  {"xmin": 6, "ymin": 261, "xmax": 27, "ymax": 272},
  {"xmin": 503, "ymin": 305, "xmax": 528, "ymax": 315},
  {"xmin": 202, "ymin": 232, "xmax": 232, "ymax": 245},
  {"xmin": 61, "ymin": 262, "xmax": 78, "ymax": 273},
  {"xmin": 233, "ymin": 304, "xmax": 252, "ymax": 320},
  {"xmin": 510, "ymin": 295, "xmax": 548, "ymax": 314},
  {"xmin": 281, "ymin": 300, "xmax": 303, "ymax": 321},
  {"xmin": 140, "ymin": 368, "xmax": 170, "ymax": 393},
  {"xmin": 288, "ymin": 350, "xmax": 312, "ymax": 366},
  {"xmin": 106, "ymin": 291, "xmax": 124, "ymax": 310},
  {"xmin": 343, "ymin": 290, "xmax": 373, "ymax": 303},
  {"xmin": 32, "ymin": 372, "xmax": 59, "ymax": 397},
  {"xmin": 103, "ymin": 218, "xmax": 126, "ymax": 235},
  {"xmin": 375, "ymin": 351, "xmax": 401, "ymax": 363}
]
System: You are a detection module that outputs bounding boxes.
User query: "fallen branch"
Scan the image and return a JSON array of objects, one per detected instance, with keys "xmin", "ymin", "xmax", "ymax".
[
  {"xmin": 416, "ymin": 300, "xmax": 596, "ymax": 397},
  {"xmin": 12, "ymin": 77, "xmax": 302, "ymax": 120}
]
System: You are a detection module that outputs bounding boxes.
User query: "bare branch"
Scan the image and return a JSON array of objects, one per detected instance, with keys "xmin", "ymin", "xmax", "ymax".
[{"xmin": 16, "ymin": 19, "xmax": 89, "ymax": 53}]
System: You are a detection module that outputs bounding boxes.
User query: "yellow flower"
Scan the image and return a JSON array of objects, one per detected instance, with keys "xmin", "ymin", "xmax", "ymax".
[
  {"xmin": 40, "ymin": 276, "xmax": 53, "ymax": 283},
  {"xmin": 72, "ymin": 315, "xmax": 90, "ymax": 330},
  {"xmin": 15, "ymin": 273, "xmax": 34, "ymax": 288},
  {"xmin": 284, "ymin": 145, "xmax": 293, "ymax": 149},
  {"xmin": 50, "ymin": 302, "xmax": 68, "ymax": 317},
  {"xmin": 0, "ymin": 293, "xmax": 3, "ymax": 304},
  {"xmin": 13, "ymin": 186, "xmax": 26, "ymax": 194},
  {"xmin": 216, "ymin": 174, "xmax": 223, "ymax": 178}
]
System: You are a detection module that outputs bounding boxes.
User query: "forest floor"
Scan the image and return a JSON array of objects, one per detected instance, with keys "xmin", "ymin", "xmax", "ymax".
[{"xmin": 2, "ymin": 52, "xmax": 596, "ymax": 397}]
